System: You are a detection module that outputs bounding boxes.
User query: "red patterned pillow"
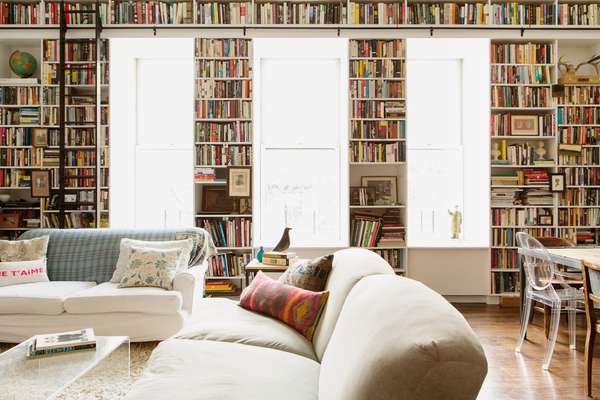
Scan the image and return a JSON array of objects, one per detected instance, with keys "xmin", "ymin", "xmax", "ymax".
[{"xmin": 239, "ymin": 271, "xmax": 329, "ymax": 340}]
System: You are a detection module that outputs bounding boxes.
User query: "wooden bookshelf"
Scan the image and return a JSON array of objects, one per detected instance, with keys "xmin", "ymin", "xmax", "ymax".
[
  {"xmin": 348, "ymin": 39, "xmax": 407, "ymax": 276},
  {"xmin": 194, "ymin": 38, "xmax": 253, "ymax": 297}
]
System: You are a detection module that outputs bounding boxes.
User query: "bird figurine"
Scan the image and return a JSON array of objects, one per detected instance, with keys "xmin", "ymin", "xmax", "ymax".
[
  {"xmin": 272, "ymin": 227, "xmax": 292, "ymax": 252},
  {"xmin": 256, "ymin": 246, "xmax": 265, "ymax": 263}
]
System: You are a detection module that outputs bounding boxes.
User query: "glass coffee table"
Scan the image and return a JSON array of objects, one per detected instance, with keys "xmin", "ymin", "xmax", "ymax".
[{"xmin": 0, "ymin": 336, "xmax": 130, "ymax": 400}]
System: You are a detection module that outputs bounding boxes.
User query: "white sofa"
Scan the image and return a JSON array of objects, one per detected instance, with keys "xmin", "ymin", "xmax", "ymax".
[
  {"xmin": 0, "ymin": 228, "xmax": 215, "ymax": 343},
  {"xmin": 126, "ymin": 248, "xmax": 488, "ymax": 400}
]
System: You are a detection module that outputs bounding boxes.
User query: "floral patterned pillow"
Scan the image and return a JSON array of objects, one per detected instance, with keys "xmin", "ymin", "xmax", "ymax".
[
  {"xmin": 0, "ymin": 236, "xmax": 49, "ymax": 262},
  {"xmin": 118, "ymin": 246, "xmax": 182, "ymax": 290}
]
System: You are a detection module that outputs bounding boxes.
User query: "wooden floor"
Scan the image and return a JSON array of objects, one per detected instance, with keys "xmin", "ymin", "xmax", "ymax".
[{"xmin": 459, "ymin": 304, "xmax": 600, "ymax": 400}]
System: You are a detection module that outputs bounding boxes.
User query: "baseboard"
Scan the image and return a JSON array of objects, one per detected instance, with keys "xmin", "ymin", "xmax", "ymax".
[{"xmin": 444, "ymin": 295, "xmax": 489, "ymax": 304}]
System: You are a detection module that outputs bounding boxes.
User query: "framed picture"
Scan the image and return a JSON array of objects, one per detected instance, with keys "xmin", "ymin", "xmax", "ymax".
[
  {"xmin": 0, "ymin": 213, "xmax": 20, "ymax": 228},
  {"xmin": 350, "ymin": 186, "xmax": 376, "ymax": 206},
  {"xmin": 32, "ymin": 128, "xmax": 48, "ymax": 148},
  {"xmin": 550, "ymin": 173, "xmax": 566, "ymax": 192},
  {"xmin": 227, "ymin": 167, "xmax": 251, "ymax": 198},
  {"xmin": 64, "ymin": 194, "xmax": 77, "ymax": 203},
  {"xmin": 31, "ymin": 170, "xmax": 50, "ymax": 198},
  {"xmin": 511, "ymin": 115, "xmax": 539, "ymax": 136},
  {"xmin": 238, "ymin": 198, "xmax": 252, "ymax": 214},
  {"xmin": 361, "ymin": 176, "xmax": 397, "ymax": 205},
  {"xmin": 538, "ymin": 215, "xmax": 553, "ymax": 226},
  {"xmin": 201, "ymin": 186, "xmax": 234, "ymax": 213}
]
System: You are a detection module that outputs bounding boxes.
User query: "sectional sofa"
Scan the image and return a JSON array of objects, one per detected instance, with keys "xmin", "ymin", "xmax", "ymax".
[
  {"xmin": 126, "ymin": 248, "xmax": 488, "ymax": 400},
  {"xmin": 0, "ymin": 228, "xmax": 216, "ymax": 342}
]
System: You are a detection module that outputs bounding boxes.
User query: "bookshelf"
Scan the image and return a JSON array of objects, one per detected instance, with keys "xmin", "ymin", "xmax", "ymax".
[
  {"xmin": 194, "ymin": 38, "xmax": 253, "ymax": 297},
  {"xmin": 349, "ymin": 39, "xmax": 407, "ymax": 276}
]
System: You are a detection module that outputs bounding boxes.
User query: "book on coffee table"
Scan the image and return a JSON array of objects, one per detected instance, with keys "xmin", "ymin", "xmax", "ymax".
[{"xmin": 28, "ymin": 328, "xmax": 97, "ymax": 358}]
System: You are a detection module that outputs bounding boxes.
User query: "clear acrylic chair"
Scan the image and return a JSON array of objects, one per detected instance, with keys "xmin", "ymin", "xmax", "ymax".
[{"xmin": 515, "ymin": 232, "xmax": 583, "ymax": 370}]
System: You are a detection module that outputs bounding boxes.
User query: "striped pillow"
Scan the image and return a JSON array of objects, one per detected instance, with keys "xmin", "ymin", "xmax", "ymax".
[{"xmin": 240, "ymin": 271, "xmax": 329, "ymax": 341}]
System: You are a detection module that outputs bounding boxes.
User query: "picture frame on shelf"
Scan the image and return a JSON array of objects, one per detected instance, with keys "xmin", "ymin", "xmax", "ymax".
[
  {"xmin": 350, "ymin": 186, "xmax": 376, "ymax": 206},
  {"xmin": 510, "ymin": 115, "xmax": 539, "ymax": 136},
  {"xmin": 238, "ymin": 198, "xmax": 252, "ymax": 214},
  {"xmin": 0, "ymin": 213, "xmax": 20, "ymax": 229},
  {"xmin": 537, "ymin": 214, "xmax": 553, "ymax": 226},
  {"xmin": 202, "ymin": 186, "xmax": 235, "ymax": 213},
  {"xmin": 64, "ymin": 194, "xmax": 77, "ymax": 203},
  {"xmin": 227, "ymin": 167, "xmax": 251, "ymax": 198},
  {"xmin": 550, "ymin": 173, "xmax": 566, "ymax": 192},
  {"xmin": 31, "ymin": 170, "xmax": 50, "ymax": 198},
  {"xmin": 360, "ymin": 176, "xmax": 397, "ymax": 205},
  {"xmin": 31, "ymin": 128, "xmax": 48, "ymax": 148}
]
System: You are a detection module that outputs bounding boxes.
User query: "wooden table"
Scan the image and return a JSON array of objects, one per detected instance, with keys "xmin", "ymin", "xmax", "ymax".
[{"xmin": 244, "ymin": 259, "xmax": 307, "ymax": 285}]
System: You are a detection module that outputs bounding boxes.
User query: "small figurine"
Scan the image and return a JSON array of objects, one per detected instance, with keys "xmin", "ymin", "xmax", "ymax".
[
  {"xmin": 535, "ymin": 141, "xmax": 546, "ymax": 161},
  {"xmin": 256, "ymin": 246, "xmax": 264, "ymax": 263},
  {"xmin": 272, "ymin": 227, "xmax": 292, "ymax": 252},
  {"xmin": 491, "ymin": 142, "xmax": 501, "ymax": 161},
  {"xmin": 448, "ymin": 205, "xmax": 462, "ymax": 240}
]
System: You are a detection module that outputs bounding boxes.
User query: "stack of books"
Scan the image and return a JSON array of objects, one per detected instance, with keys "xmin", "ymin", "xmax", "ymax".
[
  {"xmin": 377, "ymin": 209, "xmax": 405, "ymax": 247},
  {"xmin": 491, "ymin": 171, "xmax": 521, "ymax": 186},
  {"xmin": 205, "ymin": 280, "xmax": 238, "ymax": 295},
  {"xmin": 523, "ymin": 168, "xmax": 550, "ymax": 186},
  {"xmin": 262, "ymin": 251, "xmax": 297, "ymax": 267},
  {"xmin": 194, "ymin": 167, "xmax": 216, "ymax": 183},
  {"xmin": 524, "ymin": 188, "xmax": 553, "ymax": 206},
  {"xmin": 27, "ymin": 328, "xmax": 96, "ymax": 358},
  {"xmin": 351, "ymin": 213, "xmax": 382, "ymax": 247},
  {"xmin": 491, "ymin": 188, "xmax": 519, "ymax": 207}
]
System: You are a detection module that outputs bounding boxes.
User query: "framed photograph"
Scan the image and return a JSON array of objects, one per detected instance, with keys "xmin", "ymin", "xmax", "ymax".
[
  {"xmin": 550, "ymin": 173, "xmax": 566, "ymax": 192},
  {"xmin": 360, "ymin": 176, "xmax": 398, "ymax": 205},
  {"xmin": 227, "ymin": 167, "xmax": 251, "ymax": 198},
  {"xmin": 32, "ymin": 128, "xmax": 48, "ymax": 148},
  {"xmin": 201, "ymin": 186, "xmax": 234, "ymax": 213},
  {"xmin": 238, "ymin": 198, "xmax": 252, "ymax": 214},
  {"xmin": 64, "ymin": 194, "xmax": 77, "ymax": 203},
  {"xmin": 350, "ymin": 186, "xmax": 376, "ymax": 206},
  {"xmin": 511, "ymin": 115, "xmax": 539, "ymax": 136},
  {"xmin": 31, "ymin": 170, "xmax": 50, "ymax": 198},
  {"xmin": 538, "ymin": 215, "xmax": 553, "ymax": 226}
]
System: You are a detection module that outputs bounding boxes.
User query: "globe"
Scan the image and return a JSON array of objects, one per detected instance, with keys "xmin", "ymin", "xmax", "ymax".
[{"xmin": 9, "ymin": 51, "xmax": 37, "ymax": 78}]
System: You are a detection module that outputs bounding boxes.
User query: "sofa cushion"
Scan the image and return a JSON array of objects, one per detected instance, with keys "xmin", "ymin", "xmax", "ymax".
[
  {"xmin": 312, "ymin": 248, "xmax": 394, "ymax": 360},
  {"xmin": 0, "ymin": 259, "xmax": 48, "ymax": 287},
  {"xmin": 319, "ymin": 275, "xmax": 488, "ymax": 400},
  {"xmin": 0, "ymin": 235, "xmax": 49, "ymax": 262},
  {"xmin": 125, "ymin": 339, "xmax": 319, "ymax": 400},
  {"xmin": 0, "ymin": 281, "xmax": 96, "ymax": 315},
  {"xmin": 64, "ymin": 282, "xmax": 182, "ymax": 315},
  {"xmin": 118, "ymin": 246, "xmax": 182, "ymax": 290},
  {"xmin": 176, "ymin": 298, "xmax": 317, "ymax": 360},
  {"xmin": 279, "ymin": 254, "xmax": 333, "ymax": 291}
]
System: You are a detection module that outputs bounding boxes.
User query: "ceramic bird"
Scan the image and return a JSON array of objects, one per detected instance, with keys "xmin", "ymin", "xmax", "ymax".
[
  {"xmin": 272, "ymin": 227, "xmax": 292, "ymax": 252},
  {"xmin": 256, "ymin": 246, "xmax": 265, "ymax": 262}
]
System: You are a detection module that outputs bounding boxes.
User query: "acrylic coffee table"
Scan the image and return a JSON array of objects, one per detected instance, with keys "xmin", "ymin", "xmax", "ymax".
[{"xmin": 0, "ymin": 335, "xmax": 130, "ymax": 400}]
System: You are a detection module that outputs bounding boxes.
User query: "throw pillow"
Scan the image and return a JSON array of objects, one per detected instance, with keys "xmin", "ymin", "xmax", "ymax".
[
  {"xmin": 240, "ymin": 271, "xmax": 329, "ymax": 341},
  {"xmin": 0, "ymin": 259, "xmax": 49, "ymax": 287},
  {"xmin": 110, "ymin": 238, "xmax": 194, "ymax": 283},
  {"xmin": 118, "ymin": 246, "xmax": 182, "ymax": 290},
  {"xmin": 279, "ymin": 254, "xmax": 334, "ymax": 292},
  {"xmin": 0, "ymin": 236, "xmax": 49, "ymax": 262}
]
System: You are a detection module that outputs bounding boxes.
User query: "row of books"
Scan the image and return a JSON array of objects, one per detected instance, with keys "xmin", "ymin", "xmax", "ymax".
[
  {"xmin": 350, "ymin": 141, "xmax": 405, "ymax": 163},
  {"xmin": 349, "ymin": 40, "xmax": 403, "ymax": 59},
  {"xmin": 196, "ymin": 122, "xmax": 252, "ymax": 143},
  {"xmin": 350, "ymin": 60, "xmax": 403, "ymax": 79},
  {"xmin": 43, "ymin": 40, "xmax": 108, "ymax": 63},
  {"xmin": 557, "ymin": 106, "xmax": 600, "ymax": 125},
  {"xmin": 560, "ymin": 188, "xmax": 600, "ymax": 207},
  {"xmin": 350, "ymin": 81, "xmax": 405, "ymax": 99},
  {"xmin": 490, "ymin": 65, "xmax": 553, "ymax": 85},
  {"xmin": 196, "ymin": 60, "xmax": 250, "ymax": 78},
  {"xmin": 0, "ymin": 148, "xmax": 42, "ymax": 167},
  {"xmin": 491, "ymin": 140, "xmax": 551, "ymax": 166},
  {"xmin": 491, "ymin": 187, "xmax": 553, "ymax": 207},
  {"xmin": 556, "ymin": 86, "xmax": 600, "ymax": 106},
  {"xmin": 491, "ymin": 86, "xmax": 551, "ymax": 108},
  {"xmin": 0, "ymin": 169, "xmax": 31, "ymax": 188},
  {"xmin": 198, "ymin": 217, "xmax": 252, "ymax": 247},
  {"xmin": 197, "ymin": 2, "xmax": 251, "ymax": 24},
  {"xmin": 0, "ymin": 2, "xmax": 38, "ymax": 24},
  {"xmin": 558, "ymin": 149, "xmax": 600, "ymax": 166},
  {"xmin": 488, "ymin": 3, "xmax": 555, "ymax": 26},
  {"xmin": 558, "ymin": 4, "xmax": 600, "ymax": 26},
  {"xmin": 195, "ymin": 100, "xmax": 251, "ymax": 119},
  {"xmin": 65, "ymin": 150, "xmax": 97, "ymax": 167},
  {"xmin": 491, "ymin": 207, "xmax": 553, "ymax": 226},
  {"xmin": 43, "ymin": 213, "xmax": 105, "ymax": 229},
  {"xmin": 111, "ymin": 1, "xmax": 192, "ymax": 24},
  {"xmin": 352, "ymin": 101, "xmax": 404, "ymax": 119},
  {"xmin": 43, "ymin": 65, "xmax": 107, "ymax": 86},
  {"xmin": 207, "ymin": 252, "xmax": 252, "ymax": 277},
  {"xmin": 197, "ymin": 80, "xmax": 251, "ymax": 99},
  {"xmin": 491, "ymin": 168, "xmax": 549, "ymax": 186},
  {"xmin": 348, "ymin": 3, "xmax": 403, "ymax": 25},
  {"xmin": 0, "ymin": 108, "xmax": 39, "ymax": 125},
  {"xmin": 196, "ymin": 38, "xmax": 249, "ymax": 58},
  {"xmin": 491, "ymin": 113, "xmax": 554, "ymax": 137},
  {"xmin": 65, "ymin": 168, "xmax": 109, "ymax": 188},
  {"xmin": 45, "ymin": 2, "xmax": 108, "ymax": 25},
  {"xmin": 559, "ymin": 126, "xmax": 600, "ymax": 144},
  {"xmin": 492, "ymin": 227, "xmax": 564, "ymax": 247},
  {"xmin": 563, "ymin": 167, "xmax": 600, "ymax": 186},
  {"xmin": 195, "ymin": 144, "xmax": 252, "ymax": 166},
  {"xmin": 255, "ymin": 3, "xmax": 285, "ymax": 24},
  {"xmin": 0, "ymin": 87, "xmax": 39, "ymax": 106},
  {"xmin": 63, "ymin": 129, "xmax": 100, "ymax": 146},
  {"xmin": 491, "ymin": 248, "xmax": 518, "ymax": 269},
  {"xmin": 407, "ymin": 3, "xmax": 486, "ymax": 25},
  {"xmin": 490, "ymin": 43, "xmax": 553, "ymax": 65},
  {"xmin": 0, "ymin": 127, "xmax": 36, "ymax": 146},
  {"xmin": 372, "ymin": 248, "xmax": 404, "ymax": 271},
  {"xmin": 558, "ymin": 208, "xmax": 600, "ymax": 226},
  {"xmin": 491, "ymin": 272, "xmax": 519, "ymax": 295},
  {"xmin": 350, "ymin": 213, "xmax": 381, "ymax": 247},
  {"xmin": 351, "ymin": 120, "xmax": 405, "ymax": 140}
]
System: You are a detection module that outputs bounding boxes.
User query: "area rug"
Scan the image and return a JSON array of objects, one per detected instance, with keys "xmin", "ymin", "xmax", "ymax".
[{"xmin": 0, "ymin": 341, "xmax": 158, "ymax": 399}]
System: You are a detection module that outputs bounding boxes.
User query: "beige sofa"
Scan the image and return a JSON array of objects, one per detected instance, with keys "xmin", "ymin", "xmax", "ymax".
[{"xmin": 126, "ymin": 248, "xmax": 487, "ymax": 400}]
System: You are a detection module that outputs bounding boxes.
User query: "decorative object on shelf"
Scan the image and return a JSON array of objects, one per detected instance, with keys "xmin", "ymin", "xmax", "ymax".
[
  {"xmin": 272, "ymin": 227, "xmax": 292, "ymax": 252},
  {"xmin": 511, "ymin": 115, "xmax": 538, "ymax": 136},
  {"xmin": 361, "ymin": 176, "xmax": 397, "ymax": 205},
  {"xmin": 350, "ymin": 186, "xmax": 375, "ymax": 206},
  {"xmin": 256, "ymin": 246, "xmax": 264, "ymax": 263},
  {"xmin": 9, "ymin": 51, "xmax": 37, "ymax": 79},
  {"xmin": 64, "ymin": 194, "xmax": 77, "ymax": 204},
  {"xmin": 558, "ymin": 56, "xmax": 600, "ymax": 84},
  {"xmin": 0, "ymin": 194, "xmax": 11, "ymax": 204},
  {"xmin": 227, "ymin": 166, "xmax": 251, "ymax": 198},
  {"xmin": 550, "ymin": 173, "xmax": 566, "ymax": 193},
  {"xmin": 448, "ymin": 205, "xmax": 462, "ymax": 240},
  {"xmin": 238, "ymin": 198, "xmax": 252, "ymax": 214},
  {"xmin": 535, "ymin": 141, "xmax": 546, "ymax": 161},
  {"xmin": 31, "ymin": 170, "xmax": 50, "ymax": 198},
  {"xmin": 31, "ymin": 128, "xmax": 48, "ymax": 148},
  {"xmin": 0, "ymin": 213, "xmax": 20, "ymax": 229},
  {"xmin": 491, "ymin": 143, "xmax": 501, "ymax": 161},
  {"xmin": 201, "ymin": 186, "xmax": 234, "ymax": 213},
  {"xmin": 537, "ymin": 214, "xmax": 553, "ymax": 226}
]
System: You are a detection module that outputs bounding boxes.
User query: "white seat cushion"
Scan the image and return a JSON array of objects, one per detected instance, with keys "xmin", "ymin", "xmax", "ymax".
[
  {"xmin": 64, "ymin": 282, "xmax": 182, "ymax": 315},
  {"xmin": 125, "ymin": 339, "xmax": 320, "ymax": 400},
  {"xmin": 177, "ymin": 298, "xmax": 317, "ymax": 360},
  {"xmin": 0, "ymin": 281, "xmax": 96, "ymax": 315}
]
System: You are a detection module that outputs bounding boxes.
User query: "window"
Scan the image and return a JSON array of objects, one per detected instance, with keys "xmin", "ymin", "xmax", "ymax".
[
  {"xmin": 110, "ymin": 38, "xmax": 194, "ymax": 228},
  {"xmin": 407, "ymin": 39, "xmax": 490, "ymax": 247},
  {"xmin": 253, "ymin": 39, "xmax": 349, "ymax": 248}
]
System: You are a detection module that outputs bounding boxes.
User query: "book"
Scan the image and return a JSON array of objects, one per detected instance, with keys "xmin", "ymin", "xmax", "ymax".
[
  {"xmin": 35, "ymin": 328, "xmax": 96, "ymax": 351},
  {"xmin": 262, "ymin": 256, "xmax": 298, "ymax": 267},
  {"xmin": 27, "ymin": 342, "xmax": 96, "ymax": 359},
  {"xmin": 263, "ymin": 251, "xmax": 296, "ymax": 259}
]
